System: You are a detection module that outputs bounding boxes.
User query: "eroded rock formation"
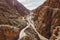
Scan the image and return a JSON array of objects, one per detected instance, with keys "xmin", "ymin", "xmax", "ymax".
[
  {"xmin": 33, "ymin": 0, "xmax": 60, "ymax": 39},
  {"xmin": 0, "ymin": 0, "xmax": 60, "ymax": 40},
  {"xmin": 0, "ymin": 0, "xmax": 30, "ymax": 40},
  {"xmin": 21, "ymin": 0, "xmax": 60, "ymax": 40}
]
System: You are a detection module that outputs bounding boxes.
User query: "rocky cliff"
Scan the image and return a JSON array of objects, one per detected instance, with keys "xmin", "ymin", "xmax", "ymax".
[
  {"xmin": 33, "ymin": 0, "xmax": 60, "ymax": 39},
  {"xmin": 0, "ymin": 0, "xmax": 30, "ymax": 40},
  {"xmin": 0, "ymin": 0, "xmax": 60, "ymax": 40},
  {"xmin": 20, "ymin": 0, "xmax": 60, "ymax": 40}
]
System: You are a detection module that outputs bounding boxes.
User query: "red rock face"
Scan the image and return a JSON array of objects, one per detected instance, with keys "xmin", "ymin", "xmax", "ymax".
[
  {"xmin": 0, "ymin": 0, "xmax": 30, "ymax": 40},
  {"xmin": 33, "ymin": 0, "xmax": 60, "ymax": 39},
  {"xmin": 46, "ymin": 0, "xmax": 60, "ymax": 8}
]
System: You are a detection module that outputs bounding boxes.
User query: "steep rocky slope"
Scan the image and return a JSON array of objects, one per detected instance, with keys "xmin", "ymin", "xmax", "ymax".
[
  {"xmin": 0, "ymin": 0, "xmax": 30, "ymax": 40},
  {"xmin": 0, "ymin": 0, "xmax": 60, "ymax": 40},
  {"xmin": 19, "ymin": 0, "xmax": 60, "ymax": 40},
  {"xmin": 33, "ymin": 0, "xmax": 60, "ymax": 39}
]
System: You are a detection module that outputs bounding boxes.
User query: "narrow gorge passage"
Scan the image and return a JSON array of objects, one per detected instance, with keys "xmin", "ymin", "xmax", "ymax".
[{"xmin": 18, "ymin": 12, "xmax": 48, "ymax": 40}]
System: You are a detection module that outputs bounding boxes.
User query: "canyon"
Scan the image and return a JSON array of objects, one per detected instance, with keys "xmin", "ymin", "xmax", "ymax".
[{"xmin": 0, "ymin": 0, "xmax": 60, "ymax": 40}]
